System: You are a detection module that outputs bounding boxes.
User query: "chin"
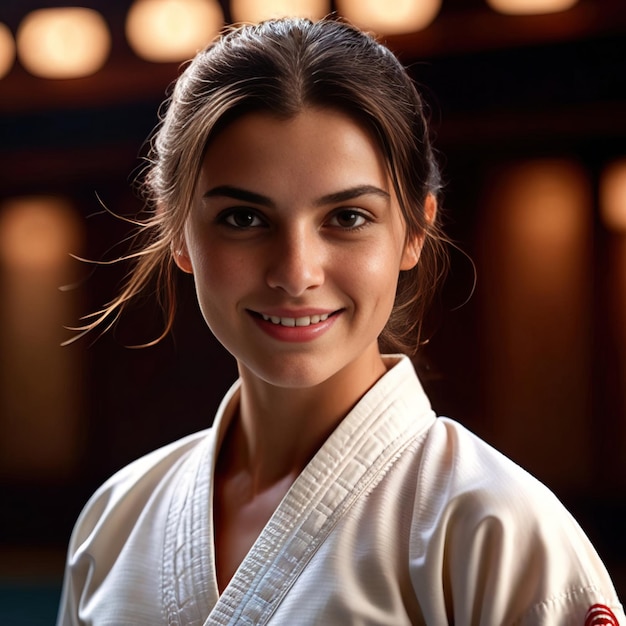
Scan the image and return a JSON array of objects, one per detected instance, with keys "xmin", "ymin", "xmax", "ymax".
[{"xmin": 241, "ymin": 355, "xmax": 340, "ymax": 390}]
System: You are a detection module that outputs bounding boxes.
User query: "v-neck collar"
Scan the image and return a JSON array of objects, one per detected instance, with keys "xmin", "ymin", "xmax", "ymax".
[{"xmin": 160, "ymin": 355, "xmax": 434, "ymax": 625}]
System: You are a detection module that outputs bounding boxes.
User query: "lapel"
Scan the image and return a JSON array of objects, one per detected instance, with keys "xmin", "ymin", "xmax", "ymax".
[
  {"xmin": 206, "ymin": 357, "xmax": 434, "ymax": 625},
  {"xmin": 160, "ymin": 357, "xmax": 434, "ymax": 626}
]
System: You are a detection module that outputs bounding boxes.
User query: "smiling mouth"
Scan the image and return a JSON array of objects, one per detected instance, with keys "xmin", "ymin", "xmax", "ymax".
[
  {"xmin": 260, "ymin": 313, "xmax": 331, "ymax": 327},
  {"xmin": 248, "ymin": 309, "xmax": 343, "ymax": 328}
]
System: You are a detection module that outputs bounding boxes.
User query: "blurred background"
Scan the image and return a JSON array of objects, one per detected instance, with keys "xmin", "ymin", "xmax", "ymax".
[{"xmin": 0, "ymin": 0, "xmax": 625, "ymax": 623}]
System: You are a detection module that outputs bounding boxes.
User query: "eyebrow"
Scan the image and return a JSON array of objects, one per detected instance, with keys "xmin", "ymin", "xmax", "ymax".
[
  {"xmin": 315, "ymin": 185, "xmax": 390, "ymax": 206},
  {"xmin": 204, "ymin": 185, "xmax": 275, "ymax": 207},
  {"xmin": 202, "ymin": 184, "xmax": 390, "ymax": 207}
]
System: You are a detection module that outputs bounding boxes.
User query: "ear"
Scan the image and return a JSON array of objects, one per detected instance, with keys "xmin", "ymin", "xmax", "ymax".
[
  {"xmin": 400, "ymin": 193, "xmax": 437, "ymax": 271},
  {"xmin": 172, "ymin": 238, "xmax": 193, "ymax": 274}
]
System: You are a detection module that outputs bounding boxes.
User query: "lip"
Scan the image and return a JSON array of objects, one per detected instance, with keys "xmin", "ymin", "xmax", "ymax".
[{"xmin": 247, "ymin": 308, "xmax": 342, "ymax": 342}]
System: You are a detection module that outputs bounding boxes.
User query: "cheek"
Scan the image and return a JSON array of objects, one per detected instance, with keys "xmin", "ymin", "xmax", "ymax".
[
  {"xmin": 189, "ymin": 246, "xmax": 247, "ymax": 318},
  {"xmin": 196, "ymin": 252, "xmax": 232, "ymax": 287},
  {"xmin": 189, "ymin": 235, "xmax": 248, "ymax": 288},
  {"xmin": 337, "ymin": 242, "xmax": 401, "ymax": 307}
]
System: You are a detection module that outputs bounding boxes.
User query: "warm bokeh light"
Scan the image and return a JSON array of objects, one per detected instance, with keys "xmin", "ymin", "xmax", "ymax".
[
  {"xmin": 231, "ymin": 0, "xmax": 330, "ymax": 23},
  {"xmin": 486, "ymin": 0, "xmax": 578, "ymax": 15},
  {"xmin": 600, "ymin": 158, "xmax": 626, "ymax": 233},
  {"xmin": 502, "ymin": 161, "xmax": 587, "ymax": 261},
  {"xmin": 0, "ymin": 196, "xmax": 84, "ymax": 478},
  {"xmin": 0, "ymin": 22, "xmax": 15, "ymax": 79},
  {"xmin": 16, "ymin": 8, "xmax": 110, "ymax": 79},
  {"xmin": 336, "ymin": 0, "xmax": 441, "ymax": 34},
  {"xmin": 126, "ymin": 0, "xmax": 223, "ymax": 62},
  {"xmin": 481, "ymin": 159, "xmax": 592, "ymax": 488},
  {"xmin": 0, "ymin": 196, "xmax": 82, "ymax": 268}
]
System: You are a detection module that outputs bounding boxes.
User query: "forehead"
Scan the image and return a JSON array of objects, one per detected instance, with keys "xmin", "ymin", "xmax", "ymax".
[{"xmin": 198, "ymin": 107, "xmax": 390, "ymax": 192}]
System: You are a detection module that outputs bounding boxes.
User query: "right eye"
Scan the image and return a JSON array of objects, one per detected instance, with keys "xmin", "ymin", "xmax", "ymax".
[{"xmin": 219, "ymin": 208, "xmax": 265, "ymax": 229}]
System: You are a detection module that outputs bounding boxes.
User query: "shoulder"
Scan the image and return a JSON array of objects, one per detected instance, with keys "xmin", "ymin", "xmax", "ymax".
[
  {"xmin": 414, "ymin": 416, "xmax": 595, "ymax": 556},
  {"xmin": 68, "ymin": 428, "xmax": 214, "ymax": 552},
  {"xmin": 409, "ymin": 417, "xmax": 625, "ymax": 624},
  {"xmin": 417, "ymin": 416, "xmax": 571, "ymax": 515},
  {"xmin": 58, "ymin": 429, "xmax": 217, "ymax": 624}
]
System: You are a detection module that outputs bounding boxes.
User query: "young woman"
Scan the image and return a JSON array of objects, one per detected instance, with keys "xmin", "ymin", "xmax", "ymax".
[{"xmin": 58, "ymin": 17, "xmax": 624, "ymax": 626}]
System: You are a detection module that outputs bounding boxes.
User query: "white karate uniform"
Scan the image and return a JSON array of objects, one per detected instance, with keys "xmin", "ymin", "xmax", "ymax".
[{"xmin": 57, "ymin": 356, "xmax": 625, "ymax": 625}]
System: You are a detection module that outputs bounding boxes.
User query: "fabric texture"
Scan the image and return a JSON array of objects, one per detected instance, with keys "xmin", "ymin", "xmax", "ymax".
[{"xmin": 57, "ymin": 356, "xmax": 625, "ymax": 625}]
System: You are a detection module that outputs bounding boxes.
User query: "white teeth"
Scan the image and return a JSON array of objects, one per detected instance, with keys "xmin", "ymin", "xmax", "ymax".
[{"xmin": 261, "ymin": 313, "xmax": 330, "ymax": 327}]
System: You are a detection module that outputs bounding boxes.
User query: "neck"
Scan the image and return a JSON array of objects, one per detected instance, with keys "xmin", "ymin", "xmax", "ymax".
[{"xmin": 229, "ymin": 351, "xmax": 388, "ymax": 493}]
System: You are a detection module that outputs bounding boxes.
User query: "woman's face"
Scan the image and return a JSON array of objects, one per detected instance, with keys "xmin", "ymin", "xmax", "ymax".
[{"xmin": 176, "ymin": 107, "xmax": 420, "ymax": 389}]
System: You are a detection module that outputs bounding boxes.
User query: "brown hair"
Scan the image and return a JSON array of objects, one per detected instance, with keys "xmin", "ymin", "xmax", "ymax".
[{"xmin": 80, "ymin": 17, "xmax": 448, "ymax": 353}]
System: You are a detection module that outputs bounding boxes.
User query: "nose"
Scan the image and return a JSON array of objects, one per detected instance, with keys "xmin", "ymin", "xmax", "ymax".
[{"xmin": 265, "ymin": 224, "xmax": 324, "ymax": 296}]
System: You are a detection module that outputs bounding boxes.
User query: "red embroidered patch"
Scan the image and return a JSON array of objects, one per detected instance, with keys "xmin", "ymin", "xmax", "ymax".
[{"xmin": 585, "ymin": 604, "xmax": 620, "ymax": 626}]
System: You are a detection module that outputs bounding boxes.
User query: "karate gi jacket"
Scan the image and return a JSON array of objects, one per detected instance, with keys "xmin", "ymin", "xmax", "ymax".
[{"xmin": 58, "ymin": 355, "xmax": 625, "ymax": 625}]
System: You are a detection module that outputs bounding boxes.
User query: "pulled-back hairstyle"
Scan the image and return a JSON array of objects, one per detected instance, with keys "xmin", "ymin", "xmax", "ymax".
[{"xmin": 81, "ymin": 17, "xmax": 448, "ymax": 354}]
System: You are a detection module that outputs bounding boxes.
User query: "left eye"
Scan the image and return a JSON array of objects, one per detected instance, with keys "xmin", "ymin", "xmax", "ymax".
[{"xmin": 329, "ymin": 210, "xmax": 367, "ymax": 229}]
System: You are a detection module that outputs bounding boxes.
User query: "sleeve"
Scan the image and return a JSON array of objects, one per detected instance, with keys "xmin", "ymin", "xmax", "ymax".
[
  {"xmin": 56, "ymin": 469, "xmax": 133, "ymax": 626},
  {"xmin": 56, "ymin": 484, "xmax": 112, "ymax": 626},
  {"xmin": 409, "ymin": 418, "xmax": 625, "ymax": 626}
]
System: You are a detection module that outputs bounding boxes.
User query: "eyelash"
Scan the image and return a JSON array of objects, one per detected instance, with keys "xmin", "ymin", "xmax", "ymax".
[
  {"xmin": 327, "ymin": 209, "xmax": 370, "ymax": 231},
  {"xmin": 217, "ymin": 208, "xmax": 266, "ymax": 229},
  {"xmin": 216, "ymin": 207, "xmax": 372, "ymax": 232}
]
